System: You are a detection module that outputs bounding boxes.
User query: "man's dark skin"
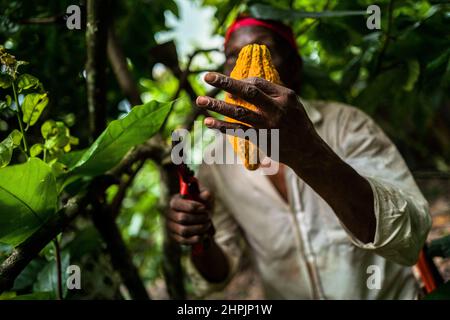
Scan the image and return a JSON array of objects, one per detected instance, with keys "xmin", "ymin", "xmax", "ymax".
[{"xmin": 167, "ymin": 26, "xmax": 376, "ymax": 283}]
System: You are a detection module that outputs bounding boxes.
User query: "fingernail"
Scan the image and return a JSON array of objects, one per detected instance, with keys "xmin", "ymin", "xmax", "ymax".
[
  {"xmin": 196, "ymin": 96, "xmax": 209, "ymax": 106},
  {"xmin": 204, "ymin": 118, "xmax": 213, "ymax": 126},
  {"xmin": 204, "ymin": 72, "xmax": 217, "ymax": 83}
]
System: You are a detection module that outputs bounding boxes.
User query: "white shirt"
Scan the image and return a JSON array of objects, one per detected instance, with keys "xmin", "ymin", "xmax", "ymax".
[{"xmin": 191, "ymin": 100, "xmax": 431, "ymax": 299}]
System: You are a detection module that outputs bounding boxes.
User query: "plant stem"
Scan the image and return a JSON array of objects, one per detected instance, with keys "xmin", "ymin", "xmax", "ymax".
[
  {"xmin": 53, "ymin": 238, "xmax": 63, "ymax": 300},
  {"xmin": 12, "ymin": 82, "xmax": 29, "ymax": 155}
]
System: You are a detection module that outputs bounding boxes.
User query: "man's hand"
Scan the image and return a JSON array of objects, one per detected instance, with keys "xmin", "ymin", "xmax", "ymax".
[
  {"xmin": 196, "ymin": 72, "xmax": 319, "ymax": 169},
  {"xmin": 168, "ymin": 188, "xmax": 230, "ymax": 283},
  {"xmin": 196, "ymin": 72, "xmax": 376, "ymax": 244},
  {"xmin": 167, "ymin": 189, "xmax": 213, "ymax": 245}
]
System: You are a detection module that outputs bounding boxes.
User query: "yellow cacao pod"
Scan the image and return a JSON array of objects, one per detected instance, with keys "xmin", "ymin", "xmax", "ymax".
[{"xmin": 225, "ymin": 44, "xmax": 281, "ymax": 170}]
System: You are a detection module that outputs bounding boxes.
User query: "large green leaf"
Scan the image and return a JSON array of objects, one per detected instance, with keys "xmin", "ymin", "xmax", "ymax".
[
  {"xmin": 0, "ymin": 158, "xmax": 57, "ymax": 246},
  {"xmin": 68, "ymin": 100, "xmax": 172, "ymax": 176},
  {"xmin": 22, "ymin": 93, "xmax": 49, "ymax": 127}
]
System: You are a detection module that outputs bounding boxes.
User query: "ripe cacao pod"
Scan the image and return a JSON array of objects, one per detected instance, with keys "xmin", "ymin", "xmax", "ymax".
[{"xmin": 225, "ymin": 44, "xmax": 281, "ymax": 170}]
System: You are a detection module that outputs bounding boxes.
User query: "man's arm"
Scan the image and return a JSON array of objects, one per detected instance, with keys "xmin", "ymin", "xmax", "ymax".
[
  {"xmin": 197, "ymin": 72, "xmax": 376, "ymax": 244},
  {"xmin": 287, "ymin": 132, "xmax": 376, "ymax": 243}
]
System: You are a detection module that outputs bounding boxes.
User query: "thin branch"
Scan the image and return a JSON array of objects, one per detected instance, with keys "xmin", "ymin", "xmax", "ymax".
[
  {"xmin": 91, "ymin": 198, "xmax": 151, "ymax": 300},
  {"xmin": 53, "ymin": 238, "xmax": 63, "ymax": 300},
  {"xmin": 189, "ymin": 68, "xmax": 220, "ymax": 74},
  {"xmin": 374, "ymin": 0, "xmax": 395, "ymax": 75},
  {"xmin": 17, "ymin": 16, "xmax": 63, "ymax": 25},
  {"xmin": 110, "ymin": 160, "xmax": 145, "ymax": 219},
  {"xmin": 159, "ymin": 163, "xmax": 186, "ymax": 300},
  {"xmin": 107, "ymin": 27, "xmax": 143, "ymax": 106},
  {"xmin": 160, "ymin": 48, "xmax": 220, "ymax": 132}
]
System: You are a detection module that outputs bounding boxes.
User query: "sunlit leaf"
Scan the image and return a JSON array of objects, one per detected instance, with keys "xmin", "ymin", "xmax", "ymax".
[
  {"xmin": 30, "ymin": 143, "xmax": 44, "ymax": 157},
  {"xmin": 69, "ymin": 100, "xmax": 172, "ymax": 176},
  {"xmin": 0, "ymin": 129, "xmax": 23, "ymax": 168},
  {"xmin": 0, "ymin": 158, "xmax": 57, "ymax": 245},
  {"xmin": 16, "ymin": 74, "xmax": 40, "ymax": 92},
  {"xmin": 22, "ymin": 93, "xmax": 49, "ymax": 126}
]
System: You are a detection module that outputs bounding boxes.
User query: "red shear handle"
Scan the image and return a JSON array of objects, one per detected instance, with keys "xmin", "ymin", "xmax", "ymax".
[{"xmin": 178, "ymin": 174, "xmax": 209, "ymax": 256}]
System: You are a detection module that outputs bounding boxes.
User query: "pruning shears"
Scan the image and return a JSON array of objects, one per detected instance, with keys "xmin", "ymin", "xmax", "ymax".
[{"xmin": 172, "ymin": 137, "xmax": 213, "ymax": 256}]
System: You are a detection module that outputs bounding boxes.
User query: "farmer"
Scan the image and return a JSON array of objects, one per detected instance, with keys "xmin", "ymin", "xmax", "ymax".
[{"xmin": 166, "ymin": 16, "xmax": 431, "ymax": 299}]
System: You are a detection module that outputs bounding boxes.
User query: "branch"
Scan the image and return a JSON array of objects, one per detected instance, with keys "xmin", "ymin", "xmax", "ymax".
[
  {"xmin": 91, "ymin": 200, "xmax": 151, "ymax": 300},
  {"xmin": 0, "ymin": 139, "xmax": 166, "ymax": 294},
  {"xmin": 86, "ymin": 0, "xmax": 110, "ymax": 140},
  {"xmin": 159, "ymin": 163, "xmax": 186, "ymax": 299},
  {"xmin": 17, "ymin": 16, "xmax": 63, "ymax": 25},
  {"xmin": 0, "ymin": 192, "xmax": 90, "ymax": 293},
  {"xmin": 107, "ymin": 28, "xmax": 143, "ymax": 106},
  {"xmin": 110, "ymin": 160, "xmax": 145, "ymax": 219},
  {"xmin": 374, "ymin": 0, "xmax": 395, "ymax": 75},
  {"xmin": 53, "ymin": 238, "xmax": 63, "ymax": 300}
]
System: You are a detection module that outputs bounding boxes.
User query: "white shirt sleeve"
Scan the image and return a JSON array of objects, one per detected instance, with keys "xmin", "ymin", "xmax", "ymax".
[{"xmin": 336, "ymin": 106, "xmax": 431, "ymax": 266}]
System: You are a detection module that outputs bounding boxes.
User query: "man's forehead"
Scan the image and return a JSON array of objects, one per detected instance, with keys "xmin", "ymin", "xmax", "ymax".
[{"xmin": 225, "ymin": 27, "xmax": 276, "ymax": 53}]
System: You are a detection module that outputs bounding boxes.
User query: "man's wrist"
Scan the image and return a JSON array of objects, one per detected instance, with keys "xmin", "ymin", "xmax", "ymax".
[{"xmin": 285, "ymin": 129, "xmax": 335, "ymax": 173}]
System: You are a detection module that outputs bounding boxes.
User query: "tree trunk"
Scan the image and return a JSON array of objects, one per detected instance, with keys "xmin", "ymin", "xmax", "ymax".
[{"xmin": 86, "ymin": 0, "xmax": 109, "ymax": 140}]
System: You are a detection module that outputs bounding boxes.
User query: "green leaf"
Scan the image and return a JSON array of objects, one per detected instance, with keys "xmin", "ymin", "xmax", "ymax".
[
  {"xmin": 0, "ymin": 129, "xmax": 23, "ymax": 168},
  {"xmin": 22, "ymin": 93, "xmax": 49, "ymax": 126},
  {"xmin": 403, "ymin": 60, "xmax": 420, "ymax": 91},
  {"xmin": 16, "ymin": 74, "xmax": 40, "ymax": 92},
  {"xmin": 0, "ymin": 101, "xmax": 8, "ymax": 111},
  {"xmin": 249, "ymin": 4, "xmax": 366, "ymax": 21},
  {"xmin": 69, "ymin": 100, "xmax": 172, "ymax": 176},
  {"xmin": 9, "ymin": 129, "xmax": 22, "ymax": 146},
  {"xmin": 0, "ymin": 292, "xmax": 16, "ymax": 299},
  {"xmin": 0, "ymin": 74, "xmax": 12, "ymax": 89},
  {"xmin": 33, "ymin": 251, "xmax": 70, "ymax": 299},
  {"xmin": 0, "ymin": 158, "xmax": 57, "ymax": 245},
  {"xmin": 11, "ymin": 292, "xmax": 53, "ymax": 300},
  {"xmin": 59, "ymin": 149, "xmax": 86, "ymax": 168},
  {"xmin": 424, "ymin": 281, "xmax": 450, "ymax": 300},
  {"xmin": 41, "ymin": 120, "xmax": 55, "ymax": 139},
  {"xmin": 30, "ymin": 143, "xmax": 44, "ymax": 157},
  {"xmin": 13, "ymin": 258, "xmax": 47, "ymax": 291},
  {"xmin": 0, "ymin": 144, "xmax": 13, "ymax": 168}
]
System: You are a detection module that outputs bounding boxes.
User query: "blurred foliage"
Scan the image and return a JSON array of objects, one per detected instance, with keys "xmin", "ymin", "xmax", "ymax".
[{"xmin": 204, "ymin": 0, "xmax": 450, "ymax": 171}]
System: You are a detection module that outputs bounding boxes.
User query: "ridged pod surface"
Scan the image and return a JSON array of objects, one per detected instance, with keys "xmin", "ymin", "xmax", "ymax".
[{"xmin": 225, "ymin": 44, "xmax": 281, "ymax": 170}]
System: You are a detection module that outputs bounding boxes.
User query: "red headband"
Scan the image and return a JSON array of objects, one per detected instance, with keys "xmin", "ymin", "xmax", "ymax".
[{"xmin": 224, "ymin": 16, "xmax": 298, "ymax": 51}]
